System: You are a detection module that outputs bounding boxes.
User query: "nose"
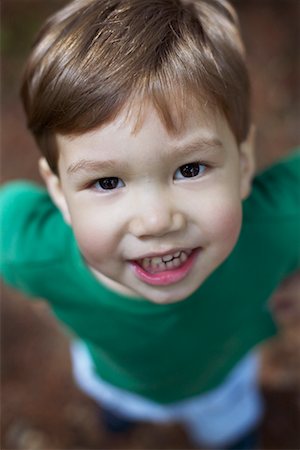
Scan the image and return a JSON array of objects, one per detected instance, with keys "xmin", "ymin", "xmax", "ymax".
[{"xmin": 128, "ymin": 189, "xmax": 186, "ymax": 238}]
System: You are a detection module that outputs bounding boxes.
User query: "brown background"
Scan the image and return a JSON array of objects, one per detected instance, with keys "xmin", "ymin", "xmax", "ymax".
[{"xmin": 1, "ymin": 0, "xmax": 300, "ymax": 448}]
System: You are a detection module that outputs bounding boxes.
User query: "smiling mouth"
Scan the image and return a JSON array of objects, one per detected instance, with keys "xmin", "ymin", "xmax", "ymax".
[{"xmin": 130, "ymin": 248, "xmax": 200, "ymax": 286}]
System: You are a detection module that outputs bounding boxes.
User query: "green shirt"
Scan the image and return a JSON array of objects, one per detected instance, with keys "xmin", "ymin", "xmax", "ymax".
[{"xmin": 1, "ymin": 151, "xmax": 299, "ymax": 404}]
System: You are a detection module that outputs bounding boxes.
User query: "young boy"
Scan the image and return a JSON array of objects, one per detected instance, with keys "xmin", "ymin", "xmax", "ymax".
[{"xmin": 1, "ymin": 0, "xmax": 299, "ymax": 448}]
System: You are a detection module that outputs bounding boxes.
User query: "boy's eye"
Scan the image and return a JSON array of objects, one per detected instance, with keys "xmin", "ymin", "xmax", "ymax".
[
  {"xmin": 94, "ymin": 177, "xmax": 125, "ymax": 190},
  {"xmin": 174, "ymin": 162, "xmax": 207, "ymax": 180}
]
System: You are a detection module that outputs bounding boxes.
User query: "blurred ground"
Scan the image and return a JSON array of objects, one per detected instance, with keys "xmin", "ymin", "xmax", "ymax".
[{"xmin": 1, "ymin": 0, "xmax": 300, "ymax": 449}]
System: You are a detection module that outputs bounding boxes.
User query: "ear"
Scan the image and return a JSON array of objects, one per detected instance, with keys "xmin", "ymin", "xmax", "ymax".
[
  {"xmin": 39, "ymin": 158, "xmax": 71, "ymax": 224},
  {"xmin": 239, "ymin": 124, "xmax": 256, "ymax": 200}
]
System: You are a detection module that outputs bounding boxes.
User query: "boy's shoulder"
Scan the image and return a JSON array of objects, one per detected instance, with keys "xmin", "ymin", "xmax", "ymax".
[
  {"xmin": 0, "ymin": 180, "xmax": 72, "ymax": 287},
  {"xmin": 238, "ymin": 149, "xmax": 300, "ymax": 277},
  {"xmin": 244, "ymin": 148, "xmax": 300, "ymax": 222}
]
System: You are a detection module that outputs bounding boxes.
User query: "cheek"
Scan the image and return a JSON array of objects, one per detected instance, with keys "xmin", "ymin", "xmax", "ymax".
[
  {"xmin": 69, "ymin": 211, "xmax": 119, "ymax": 264},
  {"xmin": 200, "ymin": 195, "xmax": 242, "ymax": 246}
]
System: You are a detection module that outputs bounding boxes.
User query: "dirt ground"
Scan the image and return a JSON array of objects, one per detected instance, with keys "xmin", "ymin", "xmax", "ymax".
[{"xmin": 1, "ymin": 1, "xmax": 300, "ymax": 449}]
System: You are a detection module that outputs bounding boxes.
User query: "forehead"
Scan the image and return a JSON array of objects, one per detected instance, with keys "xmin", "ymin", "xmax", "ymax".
[
  {"xmin": 57, "ymin": 98, "xmax": 229, "ymax": 140},
  {"xmin": 56, "ymin": 101, "xmax": 235, "ymax": 170}
]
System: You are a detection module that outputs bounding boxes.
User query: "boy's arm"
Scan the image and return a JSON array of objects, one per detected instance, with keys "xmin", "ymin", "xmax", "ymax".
[
  {"xmin": 243, "ymin": 148, "xmax": 300, "ymax": 276},
  {"xmin": 265, "ymin": 149, "xmax": 300, "ymax": 305},
  {"xmin": 270, "ymin": 270, "xmax": 300, "ymax": 327},
  {"xmin": 0, "ymin": 181, "xmax": 40, "ymax": 288}
]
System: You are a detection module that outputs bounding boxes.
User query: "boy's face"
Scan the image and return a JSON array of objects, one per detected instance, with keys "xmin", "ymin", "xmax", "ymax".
[{"xmin": 42, "ymin": 104, "xmax": 254, "ymax": 304}]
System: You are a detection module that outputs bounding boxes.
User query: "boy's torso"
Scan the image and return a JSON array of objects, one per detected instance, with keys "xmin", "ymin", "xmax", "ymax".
[{"xmin": 1, "ymin": 151, "xmax": 299, "ymax": 403}]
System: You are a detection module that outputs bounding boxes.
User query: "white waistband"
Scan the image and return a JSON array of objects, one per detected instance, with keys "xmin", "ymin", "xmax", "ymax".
[{"xmin": 70, "ymin": 340, "xmax": 263, "ymax": 446}]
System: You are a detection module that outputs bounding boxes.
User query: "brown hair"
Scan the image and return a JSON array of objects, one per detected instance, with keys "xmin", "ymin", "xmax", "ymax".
[{"xmin": 21, "ymin": 0, "xmax": 251, "ymax": 174}]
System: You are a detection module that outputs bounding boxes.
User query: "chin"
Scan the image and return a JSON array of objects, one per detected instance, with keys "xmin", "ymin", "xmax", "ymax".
[
  {"xmin": 146, "ymin": 295, "xmax": 186, "ymax": 305},
  {"xmin": 142, "ymin": 284, "xmax": 196, "ymax": 305},
  {"xmin": 138, "ymin": 270, "xmax": 209, "ymax": 305}
]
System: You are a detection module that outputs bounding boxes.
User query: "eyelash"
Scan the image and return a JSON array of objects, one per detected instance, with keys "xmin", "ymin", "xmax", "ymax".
[
  {"xmin": 174, "ymin": 162, "xmax": 208, "ymax": 180},
  {"xmin": 90, "ymin": 162, "xmax": 209, "ymax": 191},
  {"xmin": 93, "ymin": 177, "xmax": 125, "ymax": 191}
]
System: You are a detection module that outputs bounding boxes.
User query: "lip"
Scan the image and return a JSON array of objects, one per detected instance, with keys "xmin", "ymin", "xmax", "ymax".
[{"xmin": 129, "ymin": 248, "xmax": 200, "ymax": 286}]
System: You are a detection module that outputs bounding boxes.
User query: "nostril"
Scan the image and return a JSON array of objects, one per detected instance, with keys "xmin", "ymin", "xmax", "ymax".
[
  {"xmin": 129, "ymin": 213, "xmax": 171, "ymax": 238},
  {"xmin": 128, "ymin": 202, "xmax": 186, "ymax": 238}
]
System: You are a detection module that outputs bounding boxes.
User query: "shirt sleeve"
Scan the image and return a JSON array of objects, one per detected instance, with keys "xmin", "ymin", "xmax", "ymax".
[
  {"xmin": 243, "ymin": 148, "xmax": 300, "ymax": 275},
  {"xmin": 0, "ymin": 180, "xmax": 70, "ymax": 296}
]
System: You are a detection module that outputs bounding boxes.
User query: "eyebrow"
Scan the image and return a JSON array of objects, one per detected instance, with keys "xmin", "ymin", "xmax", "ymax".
[
  {"xmin": 170, "ymin": 136, "xmax": 223, "ymax": 156},
  {"xmin": 66, "ymin": 137, "xmax": 223, "ymax": 175},
  {"xmin": 67, "ymin": 159, "xmax": 121, "ymax": 175}
]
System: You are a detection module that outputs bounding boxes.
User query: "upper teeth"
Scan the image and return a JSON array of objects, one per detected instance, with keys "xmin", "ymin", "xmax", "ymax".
[
  {"xmin": 162, "ymin": 251, "xmax": 181, "ymax": 262},
  {"xmin": 139, "ymin": 250, "xmax": 192, "ymax": 271}
]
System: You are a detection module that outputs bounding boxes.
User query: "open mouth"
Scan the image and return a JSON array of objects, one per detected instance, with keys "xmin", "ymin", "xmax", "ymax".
[{"xmin": 130, "ymin": 248, "xmax": 200, "ymax": 286}]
